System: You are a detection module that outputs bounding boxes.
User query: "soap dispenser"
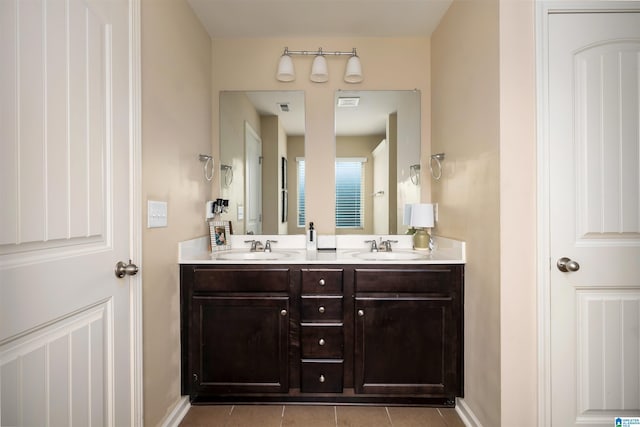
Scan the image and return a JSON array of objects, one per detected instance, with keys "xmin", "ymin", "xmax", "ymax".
[{"xmin": 306, "ymin": 222, "xmax": 317, "ymax": 251}]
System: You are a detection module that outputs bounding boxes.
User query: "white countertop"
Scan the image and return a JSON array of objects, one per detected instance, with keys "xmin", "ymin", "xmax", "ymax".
[{"xmin": 178, "ymin": 234, "xmax": 465, "ymax": 265}]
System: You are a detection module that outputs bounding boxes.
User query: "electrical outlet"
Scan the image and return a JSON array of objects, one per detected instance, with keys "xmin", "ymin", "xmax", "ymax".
[{"xmin": 148, "ymin": 200, "xmax": 168, "ymax": 228}]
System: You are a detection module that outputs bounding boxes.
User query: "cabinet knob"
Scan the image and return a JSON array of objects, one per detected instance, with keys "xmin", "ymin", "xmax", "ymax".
[
  {"xmin": 280, "ymin": 309, "xmax": 287, "ymax": 316},
  {"xmin": 319, "ymin": 374, "xmax": 326, "ymax": 383},
  {"xmin": 318, "ymin": 306, "xmax": 325, "ymax": 314},
  {"xmin": 357, "ymin": 309, "xmax": 364, "ymax": 317},
  {"xmin": 318, "ymin": 278, "xmax": 326, "ymax": 286},
  {"xmin": 318, "ymin": 338, "xmax": 326, "ymax": 346}
]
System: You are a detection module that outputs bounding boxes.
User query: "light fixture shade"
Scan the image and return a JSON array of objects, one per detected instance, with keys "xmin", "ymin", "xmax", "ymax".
[
  {"xmin": 344, "ymin": 55, "xmax": 363, "ymax": 83},
  {"xmin": 276, "ymin": 54, "xmax": 295, "ymax": 82},
  {"xmin": 310, "ymin": 55, "xmax": 329, "ymax": 82},
  {"xmin": 408, "ymin": 203, "xmax": 434, "ymax": 228}
]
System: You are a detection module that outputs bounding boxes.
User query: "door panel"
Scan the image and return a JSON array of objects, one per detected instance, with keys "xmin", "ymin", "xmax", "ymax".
[
  {"xmin": 0, "ymin": 0, "xmax": 134, "ymax": 425},
  {"xmin": 191, "ymin": 296, "xmax": 289, "ymax": 394},
  {"xmin": 548, "ymin": 11, "xmax": 640, "ymax": 426},
  {"xmin": 245, "ymin": 121, "xmax": 262, "ymax": 235},
  {"xmin": 354, "ymin": 297, "xmax": 458, "ymax": 396}
]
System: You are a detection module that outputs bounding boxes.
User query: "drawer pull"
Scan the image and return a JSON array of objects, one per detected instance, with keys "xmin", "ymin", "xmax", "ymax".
[
  {"xmin": 318, "ymin": 306, "xmax": 326, "ymax": 314},
  {"xmin": 319, "ymin": 374, "xmax": 326, "ymax": 383},
  {"xmin": 318, "ymin": 278, "xmax": 326, "ymax": 286},
  {"xmin": 318, "ymin": 338, "xmax": 326, "ymax": 346},
  {"xmin": 280, "ymin": 309, "xmax": 288, "ymax": 316},
  {"xmin": 357, "ymin": 309, "xmax": 364, "ymax": 317}
]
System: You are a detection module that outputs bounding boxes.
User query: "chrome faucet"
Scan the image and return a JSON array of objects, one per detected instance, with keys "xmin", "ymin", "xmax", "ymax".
[
  {"xmin": 379, "ymin": 239, "xmax": 398, "ymax": 252},
  {"xmin": 264, "ymin": 240, "xmax": 278, "ymax": 252},
  {"xmin": 244, "ymin": 240, "xmax": 264, "ymax": 252},
  {"xmin": 364, "ymin": 240, "xmax": 378, "ymax": 252}
]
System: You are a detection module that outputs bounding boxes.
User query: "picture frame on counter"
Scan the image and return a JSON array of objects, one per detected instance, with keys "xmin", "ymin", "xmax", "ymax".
[{"xmin": 209, "ymin": 220, "xmax": 232, "ymax": 251}]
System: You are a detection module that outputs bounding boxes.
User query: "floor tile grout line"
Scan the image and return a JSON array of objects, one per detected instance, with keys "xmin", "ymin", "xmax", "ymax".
[{"xmin": 385, "ymin": 406, "xmax": 394, "ymax": 426}]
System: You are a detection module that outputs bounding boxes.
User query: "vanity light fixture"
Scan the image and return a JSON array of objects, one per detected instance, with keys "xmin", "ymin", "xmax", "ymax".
[
  {"xmin": 310, "ymin": 49, "xmax": 329, "ymax": 82},
  {"xmin": 277, "ymin": 47, "xmax": 363, "ymax": 83}
]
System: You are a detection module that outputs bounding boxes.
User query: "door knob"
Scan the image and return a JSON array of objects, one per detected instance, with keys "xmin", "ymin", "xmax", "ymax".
[
  {"xmin": 557, "ymin": 257, "xmax": 580, "ymax": 272},
  {"xmin": 115, "ymin": 260, "xmax": 139, "ymax": 278}
]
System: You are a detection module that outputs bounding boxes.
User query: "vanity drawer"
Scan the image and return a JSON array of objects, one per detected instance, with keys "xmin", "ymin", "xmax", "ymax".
[
  {"xmin": 193, "ymin": 267, "xmax": 289, "ymax": 292},
  {"xmin": 354, "ymin": 266, "xmax": 460, "ymax": 293},
  {"xmin": 301, "ymin": 269, "xmax": 343, "ymax": 294},
  {"xmin": 301, "ymin": 296, "xmax": 343, "ymax": 322},
  {"xmin": 301, "ymin": 324, "xmax": 343, "ymax": 358},
  {"xmin": 300, "ymin": 360, "xmax": 343, "ymax": 393}
]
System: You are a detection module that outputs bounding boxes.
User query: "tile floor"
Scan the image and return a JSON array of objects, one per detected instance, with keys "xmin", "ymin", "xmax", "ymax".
[{"xmin": 180, "ymin": 404, "xmax": 466, "ymax": 427}]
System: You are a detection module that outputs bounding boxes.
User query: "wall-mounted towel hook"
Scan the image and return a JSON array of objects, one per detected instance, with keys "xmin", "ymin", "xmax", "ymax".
[
  {"xmin": 409, "ymin": 164, "xmax": 421, "ymax": 185},
  {"xmin": 199, "ymin": 154, "xmax": 214, "ymax": 182},
  {"xmin": 429, "ymin": 153, "xmax": 445, "ymax": 181},
  {"xmin": 220, "ymin": 164, "xmax": 233, "ymax": 187}
]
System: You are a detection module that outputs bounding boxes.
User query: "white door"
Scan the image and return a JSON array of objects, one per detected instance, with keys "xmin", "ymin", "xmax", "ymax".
[
  {"xmin": 548, "ymin": 11, "xmax": 640, "ymax": 427},
  {"xmin": 0, "ymin": 0, "xmax": 139, "ymax": 425},
  {"xmin": 245, "ymin": 122, "xmax": 263, "ymax": 235},
  {"xmin": 372, "ymin": 139, "xmax": 389, "ymax": 234}
]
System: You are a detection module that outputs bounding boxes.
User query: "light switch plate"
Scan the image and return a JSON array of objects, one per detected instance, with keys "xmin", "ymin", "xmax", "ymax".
[{"xmin": 148, "ymin": 200, "xmax": 168, "ymax": 228}]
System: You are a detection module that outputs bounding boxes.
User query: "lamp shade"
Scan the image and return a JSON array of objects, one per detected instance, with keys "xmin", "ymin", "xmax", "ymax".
[
  {"xmin": 276, "ymin": 54, "xmax": 295, "ymax": 82},
  {"xmin": 344, "ymin": 54, "xmax": 363, "ymax": 83},
  {"xmin": 408, "ymin": 203, "xmax": 434, "ymax": 228},
  {"xmin": 310, "ymin": 55, "xmax": 329, "ymax": 82}
]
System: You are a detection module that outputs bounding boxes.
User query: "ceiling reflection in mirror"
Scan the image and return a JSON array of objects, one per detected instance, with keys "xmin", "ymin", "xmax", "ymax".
[
  {"xmin": 219, "ymin": 90, "xmax": 305, "ymax": 235},
  {"xmin": 334, "ymin": 90, "xmax": 421, "ymax": 235}
]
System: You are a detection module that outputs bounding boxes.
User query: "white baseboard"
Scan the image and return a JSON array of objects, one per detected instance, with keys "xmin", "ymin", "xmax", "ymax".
[
  {"xmin": 456, "ymin": 398, "xmax": 483, "ymax": 427},
  {"xmin": 160, "ymin": 396, "xmax": 190, "ymax": 427}
]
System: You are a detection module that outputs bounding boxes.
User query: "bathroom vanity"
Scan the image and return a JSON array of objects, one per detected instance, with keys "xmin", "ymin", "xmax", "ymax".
[{"xmin": 179, "ymin": 236, "xmax": 465, "ymax": 406}]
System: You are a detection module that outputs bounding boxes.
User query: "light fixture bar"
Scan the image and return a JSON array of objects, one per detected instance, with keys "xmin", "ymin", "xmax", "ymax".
[
  {"xmin": 283, "ymin": 47, "xmax": 358, "ymax": 57},
  {"xmin": 277, "ymin": 47, "xmax": 362, "ymax": 83}
]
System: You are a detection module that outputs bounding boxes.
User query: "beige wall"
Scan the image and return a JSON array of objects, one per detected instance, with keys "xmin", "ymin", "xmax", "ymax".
[
  {"xmin": 261, "ymin": 115, "xmax": 288, "ymax": 234},
  {"xmin": 141, "ymin": 1, "xmax": 212, "ymax": 425},
  {"xmin": 431, "ymin": 1, "xmax": 501, "ymax": 426},
  {"xmin": 499, "ymin": 0, "xmax": 537, "ymax": 425},
  {"xmin": 211, "ymin": 38, "xmax": 432, "ymax": 234},
  {"xmin": 219, "ymin": 91, "xmax": 261, "ymax": 235}
]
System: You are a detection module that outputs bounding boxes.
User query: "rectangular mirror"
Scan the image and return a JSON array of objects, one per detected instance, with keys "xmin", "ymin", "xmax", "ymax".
[
  {"xmin": 219, "ymin": 90, "xmax": 305, "ymax": 235},
  {"xmin": 333, "ymin": 90, "xmax": 421, "ymax": 234}
]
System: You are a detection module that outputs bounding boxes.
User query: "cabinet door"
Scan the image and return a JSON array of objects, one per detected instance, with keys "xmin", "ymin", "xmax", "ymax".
[
  {"xmin": 190, "ymin": 296, "xmax": 289, "ymax": 394},
  {"xmin": 354, "ymin": 296, "xmax": 460, "ymax": 397}
]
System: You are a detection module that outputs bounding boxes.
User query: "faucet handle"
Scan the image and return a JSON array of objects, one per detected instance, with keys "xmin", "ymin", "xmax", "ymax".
[
  {"xmin": 244, "ymin": 239, "xmax": 263, "ymax": 251},
  {"xmin": 379, "ymin": 239, "xmax": 398, "ymax": 251},
  {"xmin": 264, "ymin": 240, "xmax": 278, "ymax": 252},
  {"xmin": 364, "ymin": 240, "xmax": 379, "ymax": 252}
]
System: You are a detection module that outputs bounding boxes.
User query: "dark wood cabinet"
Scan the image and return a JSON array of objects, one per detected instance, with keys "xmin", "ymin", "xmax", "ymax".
[
  {"xmin": 191, "ymin": 295, "xmax": 289, "ymax": 394},
  {"xmin": 353, "ymin": 266, "xmax": 463, "ymax": 401},
  {"xmin": 180, "ymin": 262, "xmax": 463, "ymax": 405},
  {"xmin": 182, "ymin": 266, "xmax": 291, "ymax": 398}
]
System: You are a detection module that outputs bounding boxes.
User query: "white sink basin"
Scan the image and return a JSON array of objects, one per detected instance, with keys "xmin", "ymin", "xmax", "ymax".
[
  {"xmin": 213, "ymin": 250, "xmax": 299, "ymax": 261},
  {"xmin": 351, "ymin": 250, "xmax": 428, "ymax": 261}
]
